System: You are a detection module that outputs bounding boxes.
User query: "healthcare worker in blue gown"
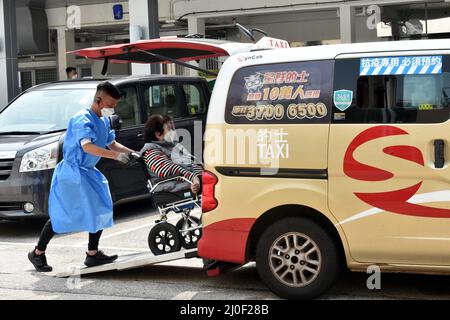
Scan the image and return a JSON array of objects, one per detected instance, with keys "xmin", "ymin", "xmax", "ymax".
[{"xmin": 28, "ymin": 81, "xmax": 135, "ymax": 272}]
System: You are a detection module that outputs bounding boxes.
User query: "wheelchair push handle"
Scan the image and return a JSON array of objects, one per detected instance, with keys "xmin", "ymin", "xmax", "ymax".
[{"xmin": 130, "ymin": 152, "xmax": 141, "ymax": 160}]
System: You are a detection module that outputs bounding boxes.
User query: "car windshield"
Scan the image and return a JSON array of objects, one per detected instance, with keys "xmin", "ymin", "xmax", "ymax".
[{"xmin": 0, "ymin": 88, "xmax": 96, "ymax": 134}]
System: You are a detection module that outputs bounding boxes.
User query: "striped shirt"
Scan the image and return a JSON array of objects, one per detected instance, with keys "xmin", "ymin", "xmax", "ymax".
[{"xmin": 142, "ymin": 148, "xmax": 202, "ymax": 182}]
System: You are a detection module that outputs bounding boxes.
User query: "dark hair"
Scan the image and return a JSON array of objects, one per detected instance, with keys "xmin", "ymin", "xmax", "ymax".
[
  {"xmin": 162, "ymin": 115, "xmax": 174, "ymax": 129},
  {"xmin": 66, "ymin": 67, "xmax": 77, "ymax": 74},
  {"xmin": 95, "ymin": 81, "xmax": 121, "ymax": 100},
  {"xmin": 144, "ymin": 114, "xmax": 165, "ymax": 142}
]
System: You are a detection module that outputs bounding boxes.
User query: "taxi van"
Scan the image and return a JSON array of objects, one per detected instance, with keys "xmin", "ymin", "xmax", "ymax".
[{"xmin": 198, "ymin": 39, "xmax": 450, "ymax": 299}]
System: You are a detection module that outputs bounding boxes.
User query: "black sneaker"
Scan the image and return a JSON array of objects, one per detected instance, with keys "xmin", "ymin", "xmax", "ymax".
[
  {"xmin": 28, "ymin": 250, "xmax": 53, "ymax": 272},
  {"xmin": 84, "ymin": 250, "xmax": 118, "ymax": 267}
]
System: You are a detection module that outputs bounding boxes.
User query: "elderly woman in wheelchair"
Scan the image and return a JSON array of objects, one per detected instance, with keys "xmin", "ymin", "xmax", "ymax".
[{"xmin": 134, "ymin": 114, "xmax": 203, "ymax": 256}]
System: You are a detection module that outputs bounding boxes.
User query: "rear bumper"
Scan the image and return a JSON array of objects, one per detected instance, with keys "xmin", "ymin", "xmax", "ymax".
[{"xmin": 198, "ymin": 218, "xmax": 255, "ymax": 264}]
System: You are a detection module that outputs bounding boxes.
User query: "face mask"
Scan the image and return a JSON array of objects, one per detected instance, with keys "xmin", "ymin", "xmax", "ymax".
[
  {"xmin": 164, "ymin": 130, "xmax": 177, "ymax": 144},
  {"xmin": 101, "ymin": 107, "xmax": 115, "ymax": 118},
  {"xmin": 71, "ymin": 75, "xmax": 78, "ymax": 80}
]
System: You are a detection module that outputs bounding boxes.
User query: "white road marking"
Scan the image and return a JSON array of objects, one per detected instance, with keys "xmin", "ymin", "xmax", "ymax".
[
  {"xmin": 74, "ymin": 216, "xmax": 181, "ymax": 246},
  {"xmin": 1, "ymin": 209, "xmax": 200, "ymax": 251},
  {"xmin": 171, "ymin": 291, "xmax": 198, "ymax": 300},
  {"xmin": 75, "ymin": 223, "xmax": 154, "ymax": 245},
  {"xmin": 0, "ymin": 241, "xmax": 148, "ymax": 252}
]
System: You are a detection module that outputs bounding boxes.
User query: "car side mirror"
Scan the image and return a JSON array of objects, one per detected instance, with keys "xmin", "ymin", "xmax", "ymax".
[{"xmin": 109, "ymin": 114, "xmax": 122, "ymax": 131}]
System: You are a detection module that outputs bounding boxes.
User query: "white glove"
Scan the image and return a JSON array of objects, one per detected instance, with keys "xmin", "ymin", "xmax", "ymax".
[{"xmin": 116, "ymin": 153, "xmax": 130, "ymax": 164}]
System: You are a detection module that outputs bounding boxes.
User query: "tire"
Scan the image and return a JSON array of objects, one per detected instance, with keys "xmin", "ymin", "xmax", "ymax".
[
  {"xmin": 175, "ymin": 216, "xmax": 202, "ymax": 249},
  {"xmin": 148, "ymin": 222, "xmax": 182, "ymax": 255},
  {"xmin": 256, "ymin": 217, "xmax": 340, "ymax": 300}
]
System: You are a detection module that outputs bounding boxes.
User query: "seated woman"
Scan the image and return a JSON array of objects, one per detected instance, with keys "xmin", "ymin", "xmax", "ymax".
[{"xmin": 140, "ymin": 114, "xmax": 202, "ymax": 194}]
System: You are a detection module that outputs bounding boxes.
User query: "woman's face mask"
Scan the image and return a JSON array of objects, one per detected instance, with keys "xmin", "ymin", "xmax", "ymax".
[{"xmin": 163, "ymin": 130, "xmax": 177, "ymax": 144}]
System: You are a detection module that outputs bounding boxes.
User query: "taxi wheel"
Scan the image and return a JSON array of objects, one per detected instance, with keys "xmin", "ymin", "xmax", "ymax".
[
  {"xmin": 175, "ymin": 216, "xmax": 202, "ymax": 249},
  {"xmin": 256, "ymin": 217, "xmax": 340, "ymax": 300},
  {"xmin": 148, "ymin": 222, "xmax": 182, "ymax": 255}
]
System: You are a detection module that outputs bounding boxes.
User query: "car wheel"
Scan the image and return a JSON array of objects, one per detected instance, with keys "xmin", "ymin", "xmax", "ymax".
[{"xmin": 256, "ymin": 217, "xmax": 340, "ymax": 299}]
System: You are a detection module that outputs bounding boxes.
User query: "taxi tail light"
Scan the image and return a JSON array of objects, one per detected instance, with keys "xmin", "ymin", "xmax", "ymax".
[{"xmin": 202, "ymin": 170, "xmax": 218, "ymax": 213}]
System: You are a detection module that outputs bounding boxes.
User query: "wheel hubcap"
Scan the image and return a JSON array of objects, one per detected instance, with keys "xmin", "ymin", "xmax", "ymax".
[
  {"xmin": 269, "ymin": 232, "xmax": 321, "ymax": 288},
  {"xmin": 155, "ymin": 230, "xmax": 176, "ymax": 252},
  {"xmin": 180, "ymin": 220, "xmax": 201, "ymax": 245}
]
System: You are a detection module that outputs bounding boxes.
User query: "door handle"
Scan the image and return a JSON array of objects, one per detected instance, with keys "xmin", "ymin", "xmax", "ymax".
[
  {"xmin": 137, "ymin": 133, "xmax": 144, "ymax": 138},
  {"xmin": 434, "ymin": 139, "xmax": 445, "ymax": 169}
]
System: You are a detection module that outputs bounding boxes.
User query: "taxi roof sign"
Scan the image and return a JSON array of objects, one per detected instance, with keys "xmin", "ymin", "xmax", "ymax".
[{"xmin": 251, "ymin": 37, "xmax": 290, "ymax": 50}]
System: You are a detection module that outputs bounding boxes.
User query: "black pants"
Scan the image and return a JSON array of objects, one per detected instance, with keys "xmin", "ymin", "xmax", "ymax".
[{"xmin": 36, "ymin": 219, "xmax": 103, "ymax": 252}]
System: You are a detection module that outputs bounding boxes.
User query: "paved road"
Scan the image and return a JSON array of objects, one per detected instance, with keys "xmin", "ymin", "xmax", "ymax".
[{"xmin": 1, "ymin": 200, "xmax": 450, "ymax": 300}]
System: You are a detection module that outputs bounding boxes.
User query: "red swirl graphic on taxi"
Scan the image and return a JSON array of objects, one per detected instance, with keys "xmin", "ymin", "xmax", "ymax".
[{"xmin": 344, "ymin": 125, "xmax": 450, "ymax": 218}]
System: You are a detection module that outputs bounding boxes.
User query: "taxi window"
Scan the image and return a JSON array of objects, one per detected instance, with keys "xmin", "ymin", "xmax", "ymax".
[
  {"xmin": 225, "ymin": 60, "xmax": 334, "ymax": 124},
  {"xmin": 333, "ymin": 55, "xmax": 450, "ymax": 124}
]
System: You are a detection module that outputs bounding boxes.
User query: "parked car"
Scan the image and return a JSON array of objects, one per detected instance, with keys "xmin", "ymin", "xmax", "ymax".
[{"xmin": 0, "ymin": 75, "xmax": 210, "ymax": 219}]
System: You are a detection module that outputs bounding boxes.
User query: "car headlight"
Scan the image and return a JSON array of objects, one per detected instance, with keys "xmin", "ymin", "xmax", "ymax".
[{"xmin": 19, "ymin": 142, "xmax": 59, "ymax": 173}]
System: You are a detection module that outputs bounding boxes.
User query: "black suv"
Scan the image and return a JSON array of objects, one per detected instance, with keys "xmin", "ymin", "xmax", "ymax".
[{"xmin": 0, "ymin": 75, "xmax": 210, "ymax": 219}]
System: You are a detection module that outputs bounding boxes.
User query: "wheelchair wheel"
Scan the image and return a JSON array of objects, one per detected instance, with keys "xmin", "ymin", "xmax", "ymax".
[
  {"xmin": 176, "ymin": 216, "xmax": 202, "ymax": 249},
  {"xmin": 148, "ymin": 222, "xmax": 182, "ymax": 255}
]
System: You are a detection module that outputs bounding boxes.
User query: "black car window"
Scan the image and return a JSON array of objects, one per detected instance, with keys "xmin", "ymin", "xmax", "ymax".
[
  {"xmin": 115, "ymin": 86, "xmax": 141, "ymax": 127},
  {"xmin": 225, "ymin": 60, "xmax": 334, "ymax": 124},
  {"xmin": 143, "ymin": 84, "xmax": 183, "ymax": 118},
  {"xmin": 183, "ymin": 84, "xmax": 207, "ymax": 115},
  {"xmin": 333, "ymin": 55, "xmax": 450, "ymax": 124}
]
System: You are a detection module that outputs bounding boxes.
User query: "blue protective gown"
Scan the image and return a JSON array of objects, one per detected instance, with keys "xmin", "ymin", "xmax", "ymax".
[{"xmin": 48, "ymin": 108, "xmax": 115, "ymax": 233}]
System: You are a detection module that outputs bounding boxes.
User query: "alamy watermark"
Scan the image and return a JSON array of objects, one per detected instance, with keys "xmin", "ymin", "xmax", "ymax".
[
  {"xmin": 366, "ymin": 265, "xmax": 381, "ymax": 290},
  {"xmin": 67, "ymin": 5, "xmax": 81, "ymax": 30},
  {"xmin": 171, "ymin": 121, "xmax": 285, "ymax": 176},
  {"xmin": 365, "ymin": 5, "xmax": 382, "ymax": 30}
]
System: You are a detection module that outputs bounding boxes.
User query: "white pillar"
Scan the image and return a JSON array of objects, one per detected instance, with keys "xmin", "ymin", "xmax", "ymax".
[
  {"xmin": 129, "ymin": 0, "xmax": 160, "ymax": 75},
  {"xmin": 0, "ymin": 0, "xmax": 19, "ymax": 108},
  {"xmin": 188, "ymin": 16, "xmax": 205, "ymax": 39},
  {"xmin": 188, "ymin": 17, "xmax": 205, "ymax": 76},
  {"xmin": 57, "ymin": 27, "xmax": 76, "ymax": 80},
  {"xmin": 339, "ymin": 5, "xmax": 356, "ymax": 44}
]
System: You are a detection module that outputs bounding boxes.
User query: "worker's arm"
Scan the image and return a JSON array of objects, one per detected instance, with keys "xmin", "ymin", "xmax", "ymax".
[
  {"xmin": 108, "ymin": 140, "xmax": 135, "ymax": 154},
  {"xmin": 82, "ymin": 142, "xmax": 119, "ymax": 160}
]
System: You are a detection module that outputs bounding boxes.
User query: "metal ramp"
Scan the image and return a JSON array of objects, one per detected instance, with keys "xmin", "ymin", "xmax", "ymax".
[{"xmin": 54, "ymin": 249, "xmax": 198, "ymax": 278}]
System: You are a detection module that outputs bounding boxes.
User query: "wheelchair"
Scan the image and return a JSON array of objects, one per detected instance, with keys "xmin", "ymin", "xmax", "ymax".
[{"xmin": 130, "ymin": 153, "xmax": 202, "ymax": 256}]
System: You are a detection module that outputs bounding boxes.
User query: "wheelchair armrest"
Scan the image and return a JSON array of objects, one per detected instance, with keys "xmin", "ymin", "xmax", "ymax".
[
  {"xmin": 154, "ymin": 174, "xmax": 192, "ymax": 184},
  {"xmin": 150, "ymin": 175, "xmax": 193, "ymax": 193},
  {"xmin": 133, "ymin": 153, "xmax": 198, "ymax": 192}
]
